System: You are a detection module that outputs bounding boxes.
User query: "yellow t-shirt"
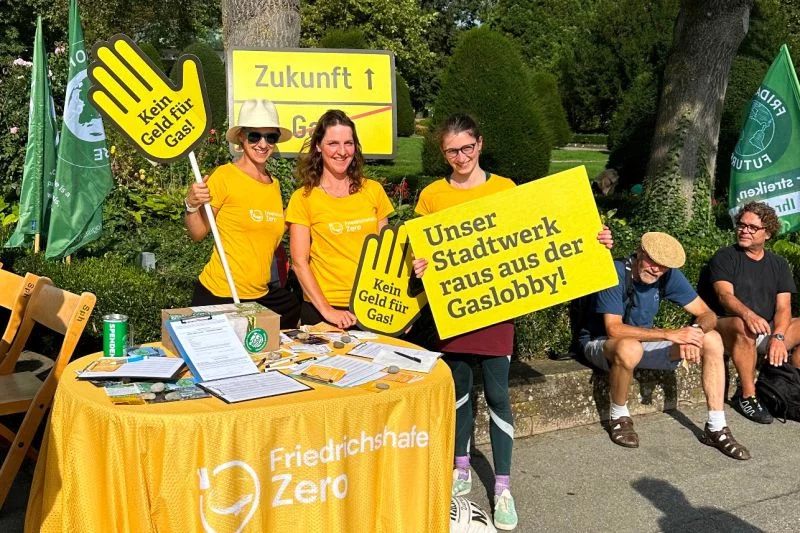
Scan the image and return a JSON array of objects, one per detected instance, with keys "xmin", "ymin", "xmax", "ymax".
[
  {"xmin": 286, "ymin": 179, "xmax": 394, "ymax": 307},
  {"xmin": 198, "ymin": 163, "xmax": 285, "ymax": 299},
  {"xmin": 415, "ymin": 174, "xmax": 516, "ymax": 215}
]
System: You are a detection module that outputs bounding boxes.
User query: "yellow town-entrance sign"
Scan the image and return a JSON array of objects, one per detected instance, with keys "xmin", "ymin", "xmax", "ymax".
[{"xmin": 227, "ymin": 48, "xmax": 396, "ymax": 158}]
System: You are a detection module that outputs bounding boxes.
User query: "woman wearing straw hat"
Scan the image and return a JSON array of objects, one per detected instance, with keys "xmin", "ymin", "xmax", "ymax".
[
  {"xmin": 184, "ymin": 98, "xmax": 300, "ymax": 329},
  {"xmin": 286, "ymin": 109, "xmax": 394, "ymax": 329}
]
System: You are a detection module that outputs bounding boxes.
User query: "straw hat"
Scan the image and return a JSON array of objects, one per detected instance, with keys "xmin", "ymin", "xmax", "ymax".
[
  {"xmin": 225, "ymin": 99, "xmax": 292, "ymax": 145},
  {"xmin": 640, "ymin": 232, "xmax": 686, "ymax": 269}
]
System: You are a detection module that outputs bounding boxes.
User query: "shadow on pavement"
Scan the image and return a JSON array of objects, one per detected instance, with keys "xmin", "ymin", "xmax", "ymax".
[{"xmin": 633, "ymin": 477, "xmax": 764, "ymax": 533}]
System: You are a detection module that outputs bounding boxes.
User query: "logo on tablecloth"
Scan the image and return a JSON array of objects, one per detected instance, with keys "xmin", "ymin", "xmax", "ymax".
[{"xmin": 198, "ymin": 460, "xmax": 260, "ymax": 533}]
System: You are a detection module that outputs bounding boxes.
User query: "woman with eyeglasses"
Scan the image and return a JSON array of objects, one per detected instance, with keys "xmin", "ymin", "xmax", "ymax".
[
  {"xmin": 184, "ymin": 98, "xmax": 300, "ymax": 328},
  {"xmin": 412, "ymin": 113, "xmax": 613, "ymax": 531},
  {"xmin": 286, "ymin": 109, "xmax": 394, "ymax": 329}
]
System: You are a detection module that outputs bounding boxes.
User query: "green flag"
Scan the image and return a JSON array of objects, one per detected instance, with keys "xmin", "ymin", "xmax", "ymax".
[
  {"xmin": 45, "ymin": 0, "xmax": 113, "ymax": 258},
  {"xmin": 5, "ymin": 16, "xmax": 58, "ymax": 249},
  {"xmin": 729, "ymin": 45, "xmax": 800, "ymax": 234}
]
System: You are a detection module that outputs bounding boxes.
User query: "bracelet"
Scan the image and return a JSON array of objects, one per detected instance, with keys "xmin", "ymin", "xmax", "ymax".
[{"xmin": 184, "ymin": 198, "xmax": 200, "ymax": 213}]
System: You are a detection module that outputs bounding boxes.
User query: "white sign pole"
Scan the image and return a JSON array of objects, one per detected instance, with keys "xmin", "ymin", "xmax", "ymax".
[{"xmin": 188, "ymin": 151, "xmax": 240, "ymax": 303}]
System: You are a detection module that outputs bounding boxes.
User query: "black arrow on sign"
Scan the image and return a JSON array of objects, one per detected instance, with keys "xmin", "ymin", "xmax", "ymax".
[{"xmin": 365, "ymin": 68, "xmax": 374, "ymax": 90}]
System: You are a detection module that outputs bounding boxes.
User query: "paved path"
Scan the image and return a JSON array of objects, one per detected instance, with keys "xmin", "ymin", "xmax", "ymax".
[{"xmin": 3, "ymin": 405, "xmax": 799, "ymax": 532}]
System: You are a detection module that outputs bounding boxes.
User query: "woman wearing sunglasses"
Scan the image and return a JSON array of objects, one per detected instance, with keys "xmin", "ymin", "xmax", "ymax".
[
  {"xmin": 286, "ymin": 109, "xmax": 394, "ymax": 329},
  {"xmin": 412, "ymin": 113, "xmax": 613, "ymax": 531},
  {"xmin": 184, "ymin": 98, "xmax": 300, "ymax": 328}
]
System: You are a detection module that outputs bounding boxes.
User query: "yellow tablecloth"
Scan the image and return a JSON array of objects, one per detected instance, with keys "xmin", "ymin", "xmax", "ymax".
[{"xmin": 25, "ymin": 340, "xmax": 454, "ymax": 533}]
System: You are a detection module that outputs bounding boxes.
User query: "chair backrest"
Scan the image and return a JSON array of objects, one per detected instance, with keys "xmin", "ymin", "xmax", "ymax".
[
  {"xmin": 0, "ymin": 283, "xmax": 96, "ymax": 379},
  {"xmin": 0, "ymin": 270, "xmax": 47, "ymax": 361}
]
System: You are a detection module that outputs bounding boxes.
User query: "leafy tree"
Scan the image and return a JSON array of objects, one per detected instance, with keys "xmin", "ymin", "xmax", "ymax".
[
  {"xmin": 559, "ymin": 0, "xmax": 678, "ymax": 132},
  {"xmin": 319, "ymin": 28, "xmax": 368, "ymax": 49},
  {"xmin": 301, "ymin": 0, "xmax": 436, "ymax": 110},
  {"xmin": 423, "ymin": 27, "xmax": 551, "ymax": 182},
  {"xmin": 639, "ymin": 0, "xmax": 755, "ymax": 231},
  {"xmin": 528, "ymin": 71, "xmax": 571, "ymax": 148}
]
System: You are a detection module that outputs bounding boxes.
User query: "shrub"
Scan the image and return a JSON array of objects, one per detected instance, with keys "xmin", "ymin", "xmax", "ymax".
[
  {"xmin": 11, "ymin": 253, "xmax": 193, "ymax": 355},
  {"xmin": 528, "ymin": 71, "xmax": 571, "ymax": 148},
  {"xmin": 396, "ymin": 74, "xmax": 415, "ymax": 137},
  {"xmin": 172, "ymin": 42, "xmax": 226, "ymax": 130},
  {"xmin": 422, "ymin": 27, "xmax": 551, "ymax": 183},
  {"xmin": 606, "ymin": 70, "xmax": 660, "ymax": 190},
  {"xmin": 137, "ymin": 41, "xmax": 165, "ymax": 74},
  {"xmin": 319, "ymin": 28, "xmax": 368, "ymax": 49}
]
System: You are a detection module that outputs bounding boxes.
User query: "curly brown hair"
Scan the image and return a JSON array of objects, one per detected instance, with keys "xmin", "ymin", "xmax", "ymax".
[
  {"xmin": 295, "ymin": 109, "xmax": 365, "ymax": 195},
  {"xmin": 736, "ymin": 201, "xmax": 781, "ymax": 236}
]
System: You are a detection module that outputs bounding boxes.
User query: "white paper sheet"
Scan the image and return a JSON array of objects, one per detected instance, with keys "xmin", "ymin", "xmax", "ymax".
[
  {"xmin": 293, "ymin": 355, "xmax": 386, "ymax": 387},
  {"xmin": 199, "ymin": 371, "xmax": 311, "ymax": 403},
  {"xmin": 78, "ymin": 357, "xmax": 186, "ymax": 380},
  {"xmin": 371, "ymin": 348, "xmax": 441, "ymax": 373},
  {"xmin": 166, "ymin": 314, "xmax": 259, "ymax": 382}
]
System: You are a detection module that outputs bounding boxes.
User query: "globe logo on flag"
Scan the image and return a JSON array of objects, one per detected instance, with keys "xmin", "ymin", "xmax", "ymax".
[
  {"xmin": 731, "ymin": 84, "xmax": 791, "ymax": 173},
  {"xmin": 64, "ymin": 70, "xmax": 106, "ymax": 143}
]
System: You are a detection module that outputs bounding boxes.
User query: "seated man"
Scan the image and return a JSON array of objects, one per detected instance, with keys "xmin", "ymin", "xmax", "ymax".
[
  {"xmin": 698, "ymin": 201, "xmax": 799, "ymax": 424},
  {"xmin": 580, "ymin": 232, "xmax": 750, "ymax": 460}
]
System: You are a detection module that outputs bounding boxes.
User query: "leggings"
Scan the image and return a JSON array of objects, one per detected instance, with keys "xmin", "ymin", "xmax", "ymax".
[{"xmin": 445, "ymin": 353, "xmax": 513, "ymax": 476}]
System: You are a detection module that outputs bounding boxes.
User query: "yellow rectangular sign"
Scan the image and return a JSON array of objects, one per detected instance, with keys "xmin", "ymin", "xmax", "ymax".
[
  {"xmin": 227, "ymin": 48, "xmax": 396, "ymax": 157},
  {"xmin": 404, "ymin": 167, "xmax": 618, "ymax": 339}
]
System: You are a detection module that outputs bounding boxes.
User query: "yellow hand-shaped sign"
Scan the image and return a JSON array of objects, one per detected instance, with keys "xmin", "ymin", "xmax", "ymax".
[
  {"xmin": 351, "ymin": 224, "xmax": 428, "ymax": 336},
  {"xmin": 88, "ymin": 34, "xmax": 211, "ymax": 163}
]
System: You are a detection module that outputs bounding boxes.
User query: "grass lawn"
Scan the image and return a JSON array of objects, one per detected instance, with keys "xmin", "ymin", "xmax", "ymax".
[
  {"xmin": 549, "ymin": 148, "xmax": 609, "ymax": 179},
  {"xmin": 366, "ymin": 136, "xmax": 424, "ymax": 183}
]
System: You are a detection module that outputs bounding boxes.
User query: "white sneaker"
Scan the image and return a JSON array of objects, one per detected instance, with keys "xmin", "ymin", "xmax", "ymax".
[
  {"xmin": 451, "ymin": 468, "xmax": 472, "ymax": 497},
  {"xmin": 493, "ymin": 489, "xmax": 518, "ymax": 530}
]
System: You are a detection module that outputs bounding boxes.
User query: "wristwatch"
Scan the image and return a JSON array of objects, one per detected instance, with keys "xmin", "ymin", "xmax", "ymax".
[
  {"xmin": 772, "ymin": 333, "xmax": 785, "ymax": 341},
  {"xmin": 184, "ymin": 198, "xmax": 200, "ymax": 213}
]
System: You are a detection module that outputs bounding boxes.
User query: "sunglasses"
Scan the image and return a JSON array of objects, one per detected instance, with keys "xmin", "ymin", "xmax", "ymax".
[{"xmin": 245, "ymin": 130, "xmax": 281, "ymax": 145}]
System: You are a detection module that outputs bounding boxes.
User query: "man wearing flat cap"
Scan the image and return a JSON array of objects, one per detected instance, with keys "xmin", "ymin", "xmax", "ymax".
[
  {"xmin": 698, "ymin": 201, "xmax": 799, "ymax": 425},
  {"xmin": 579, "ymin": 232, "xmax": 750, "ymax": 460}
]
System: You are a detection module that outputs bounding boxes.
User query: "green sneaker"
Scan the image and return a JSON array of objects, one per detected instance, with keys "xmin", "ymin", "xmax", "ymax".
[
  {"xmin": 494, "ymin": 489, "xmax": 518, "ymax": 530},
  {"xmin": 451, "ymin": 468, "xmax": 472, "ymax": 497}
]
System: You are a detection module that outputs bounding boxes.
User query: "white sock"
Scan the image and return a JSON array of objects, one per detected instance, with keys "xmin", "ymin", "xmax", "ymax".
[
  {"xmin": 610, "ymin": 402, "xmax": 630, "ymax": 420},
  {"xmin": 707, "ymin": 410, "xmax": 727, "ymax": 432}
]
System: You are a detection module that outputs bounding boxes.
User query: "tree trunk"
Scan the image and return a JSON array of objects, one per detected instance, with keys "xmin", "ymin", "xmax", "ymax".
[
  {"xmin": 222, "ymin": 0, "xmax": 301, "ymax": 49},
  {"xmin": 642, "ymin": 0, "xmax": 754, "ymax": 230}
]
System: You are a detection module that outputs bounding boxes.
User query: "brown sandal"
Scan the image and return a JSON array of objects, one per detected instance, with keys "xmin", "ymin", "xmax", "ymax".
[
  {"xmin": 609, "ymin": 416, "xmax": 639, "ymax": 448},
  {"xmin": 700, "ymin": 424, "xmax": 751, "ymax": 460}
]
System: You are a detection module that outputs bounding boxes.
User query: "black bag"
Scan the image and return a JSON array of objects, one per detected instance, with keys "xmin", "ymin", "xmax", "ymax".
[{"xmin": 756, "ymin": 363, "xmax": 800, "ymax": 422}]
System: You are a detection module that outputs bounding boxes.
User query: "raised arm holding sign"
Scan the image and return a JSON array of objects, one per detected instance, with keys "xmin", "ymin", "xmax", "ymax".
[{"xmin": 87, "ymin": 34, "xmax": 240, "ymax": 301}]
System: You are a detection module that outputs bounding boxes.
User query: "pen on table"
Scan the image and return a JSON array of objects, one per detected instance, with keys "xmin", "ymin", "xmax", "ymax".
[{"xmin": 394, "ymin": 351, "xmax": 422, "ymax": 363}]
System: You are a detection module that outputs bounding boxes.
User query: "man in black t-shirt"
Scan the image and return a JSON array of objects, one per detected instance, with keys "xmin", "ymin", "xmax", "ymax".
[{"xmin": 700, "ymin": 202, "xmax": 800, "ymax": 424}]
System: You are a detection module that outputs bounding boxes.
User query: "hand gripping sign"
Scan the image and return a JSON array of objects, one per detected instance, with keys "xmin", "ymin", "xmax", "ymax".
[
  {"xmin": 350, "ymin": 224, "xmax": 428, "ymax": 336},
  {"xmin": 88, "ymin": 35, "xmax": 240, "ymax": 301}
]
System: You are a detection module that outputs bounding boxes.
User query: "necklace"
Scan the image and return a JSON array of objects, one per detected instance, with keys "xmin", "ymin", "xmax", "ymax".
[{"xmin": 320, "ymin": 181, "xmax": 350, "ymax": 198}]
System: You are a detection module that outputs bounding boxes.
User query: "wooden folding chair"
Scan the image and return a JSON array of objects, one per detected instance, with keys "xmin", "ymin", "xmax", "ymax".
[
  {"xmin": 0, "ymin": 269, "xmax": 46, "ymax": 364},
  {"xmin": 0, "ymin": 282, "xmax": 96, "ymax": 510}
]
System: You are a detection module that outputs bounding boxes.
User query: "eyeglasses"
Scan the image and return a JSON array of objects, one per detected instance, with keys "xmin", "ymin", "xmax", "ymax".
[
  {"xmin": 245, "ymin": 130, "xmax": 281, "ymax": 145},
  {"xmin": 736, "ymin": 222, "xmax": 766, "ymax": 234},
  {"xmin": 443, "ymin": 142, "xmax": 477, "ymax": 159}
]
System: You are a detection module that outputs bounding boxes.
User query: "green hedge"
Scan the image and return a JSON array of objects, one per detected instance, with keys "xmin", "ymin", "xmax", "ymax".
[
  {"xmin": 396, "ymin": 74, "xmax": 415, "ymax": 137},
  {"xmin": 529, "ymin": 71, "xmax": 572, "ymax": 148},
  {"xmin": 172, "ymin": 42, "xmax": 226, "ymax": 131},
  {"xmin": 11, "ymin": 253, "xmax": 194, "ymax": 356}
]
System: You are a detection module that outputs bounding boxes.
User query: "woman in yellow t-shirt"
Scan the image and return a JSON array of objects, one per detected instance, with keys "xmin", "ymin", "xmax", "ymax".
[
  {"xmin": 413, "ymin": 114, "xmax": 613, "ymax": 531},
  {"xmin": 184, "ymin": 99, "xmax": 300, "ymax": 329},
  {"xmin": 286, "ymin": 110, "xmax": 394, "ymax": 329}
]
